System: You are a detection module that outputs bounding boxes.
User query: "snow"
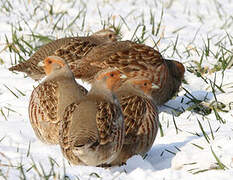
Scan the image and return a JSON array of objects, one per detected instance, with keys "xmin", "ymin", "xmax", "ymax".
[{"xmin": 0, "ymin": 0, "xmax": 233, "ymax": 179}]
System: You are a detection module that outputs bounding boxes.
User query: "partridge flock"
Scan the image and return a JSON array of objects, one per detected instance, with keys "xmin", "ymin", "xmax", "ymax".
[{"xmin": 9, "ymin": 29, "xmax": 185, "ymax": 166}]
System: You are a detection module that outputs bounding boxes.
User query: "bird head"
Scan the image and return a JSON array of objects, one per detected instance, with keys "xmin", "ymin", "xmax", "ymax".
[
  {"xmin": 92, "ymin": 29, "xmax": 120, "ymax": 42},
  {"xmin": 127, "ymin": 78, "xmax": 159, "ymax": 97},
  {"xmin": 95, "ymin": 68, "xmax": 126, "ymax": 91},
  {"xmin": 39, "ymin": 56, "xmax": 65, "ymax": 75}
]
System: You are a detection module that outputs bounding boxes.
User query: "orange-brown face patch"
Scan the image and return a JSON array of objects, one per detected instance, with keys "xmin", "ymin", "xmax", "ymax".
[
  {"xmin": 132, "ymin": 79, "xmax": 152, "ymax": 94},
  {"xmin": 97, "ymin": 70, "xmax": 121, "ymax": 90},
  {"xmin": 44, "ymin": 57, "xmax": 65, "ymax": 75}
]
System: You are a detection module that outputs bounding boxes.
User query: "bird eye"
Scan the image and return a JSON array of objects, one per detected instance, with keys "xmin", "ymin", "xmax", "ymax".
[
  {"xmin": 109, "ymin": 34, "xmax": 113, "ymax": 39},
  {"xmin": 48, "ymin": 60, "xmax": 52, "ymax": 64},
  {"xmin": 144, "ymin": 82, "xmax": 147, "ymax": 86},
  {"xmin": 110, "ymin": 73, "xmax": 114, "ymax": 77}
]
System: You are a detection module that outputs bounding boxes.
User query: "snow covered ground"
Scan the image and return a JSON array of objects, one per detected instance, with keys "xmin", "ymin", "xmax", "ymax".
[{"xmin": 0, "ymin": 0, "xmax": 233, "ymax": 179}]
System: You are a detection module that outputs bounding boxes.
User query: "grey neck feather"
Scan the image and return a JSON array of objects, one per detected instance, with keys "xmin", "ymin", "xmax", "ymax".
[
  {"xmin": 88, "ymin": 81, "xmax": 116, "ymax": 103},
  {"xmin": 44, "ymin": 65, "xmax": 74, "ymax": 82}
]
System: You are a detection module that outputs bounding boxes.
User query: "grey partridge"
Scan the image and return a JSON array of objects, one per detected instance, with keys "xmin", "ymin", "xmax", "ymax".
[
  {"xmin": 110, "ymin": 77, "xmax": 159, "ymax": 165},
  {"xmin": 59, "ymin": 68, "xmax": 125, "ymax": 166},
  {"xmin": 9, "ymin": 29, "xmax": 118, "ymax": 80},
  {"xmin": 69, "ymin": 40, "xmax": 185, "ymax": 105},
  {"xmin": 29, "ymin": 56, "xmax": 87, "ymax": 144}
]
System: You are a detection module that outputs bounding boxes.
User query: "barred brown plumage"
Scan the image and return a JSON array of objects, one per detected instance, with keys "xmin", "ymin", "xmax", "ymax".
[
  {"xmin": 28, "ymin": 56, "xmax": 87, "ymax": 144},
  {"xmin": 70, "ymin": 40, "xmax": 185, "ymax": 105},
  {"xmin": 9, "ymin": 29, "xmax": 118, "ymax": 80},
  {"xmin": 59, "ymin": 68, "xmax": 125, "ymax": 166},
  {"xmin": 110, "ymin": 77, "xmax": 159, "ymax": 165}
]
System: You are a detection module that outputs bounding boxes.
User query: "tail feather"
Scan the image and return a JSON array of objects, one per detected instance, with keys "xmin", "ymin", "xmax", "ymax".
[
  {"xmin": 8, "ymin": 62, "xmax": 28, "ymax": 72},
  {"xmin": 165, "ymin": 59, "xmax": 185, "ymax": 79},
  {"xmin": 174, "ymin": 61, "xmax": 185, "ymax": 79},
  {"xmin": 8, "ymin": 61, "xmax": 45, "ymax": 80}
]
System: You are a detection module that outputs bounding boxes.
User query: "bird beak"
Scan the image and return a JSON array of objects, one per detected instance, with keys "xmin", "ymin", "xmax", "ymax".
[
  {"xmin": 152, "ymin": 83, "xmax": 160, "ymax": 89},
  {"xmin": 120, "ymin": 74, "xmax": 127, "ymax": 79},
  {"xmin": 37, "ymin": 61, "xmax": 45, "ymax": 67}
]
